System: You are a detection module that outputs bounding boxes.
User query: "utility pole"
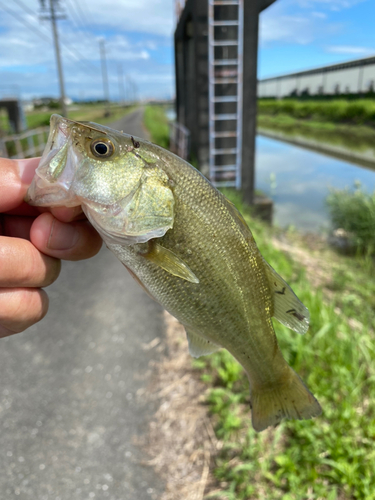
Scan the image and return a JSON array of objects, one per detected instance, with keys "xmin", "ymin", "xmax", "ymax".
[
  {"xmin": 126, "ymin": 75, "xmax": 132, "ymax": 103},
  {"xmin": 41, "ymin": 0, "xmax": 67, "ymax": 117},
  {"xmin": 99, "ymin": 39, "xmax": 110, "ymax": 116},
  {"xmin": 117, "ymin": 64, "xmax": 125, "ymax": 104}
]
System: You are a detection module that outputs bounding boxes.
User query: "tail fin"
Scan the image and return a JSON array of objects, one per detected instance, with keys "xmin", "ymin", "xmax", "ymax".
[{"xmin": 251, "ymin": 368, "xmax": 322, "ymax": 432}]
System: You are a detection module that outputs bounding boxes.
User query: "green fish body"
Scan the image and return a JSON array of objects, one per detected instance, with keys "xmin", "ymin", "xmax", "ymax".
[{"xmin": 26, "ymin": 114, "xmax": 321, "ymax": 431}]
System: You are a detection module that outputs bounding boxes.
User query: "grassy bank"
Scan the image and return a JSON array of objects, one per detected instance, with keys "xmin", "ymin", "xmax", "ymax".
[
  {"xmin": 144, "ymin": 105, "xmax": 375, "ymax": 498},
  {"xmin": 258, "ymin": 99, "xmax": 375, "ymax": 125},
  {"xmin": 257, "ymin": 113, "xmax": 375, "ymax": 152},
  {"xmin": 144, "ymin": 104, "xmax": 170, "ymax": 149},
  {"xmin": 257, "ymin": 99, "xmax": 375, "ymax": 154},
  {"xmin": 195, "ymin": 190, "xmax": 375, "ymax": 500}
]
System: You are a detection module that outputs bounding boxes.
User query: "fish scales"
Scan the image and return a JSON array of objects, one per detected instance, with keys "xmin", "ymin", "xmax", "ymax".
[{"xmin": 26, "ymin": 114, "xmax": 322, "ymax": 431}]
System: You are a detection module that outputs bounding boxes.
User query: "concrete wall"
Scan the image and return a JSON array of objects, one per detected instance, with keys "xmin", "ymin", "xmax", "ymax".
[{"xmin": 258, "ymin": 58, "xmax": 375, "ymax": 98}]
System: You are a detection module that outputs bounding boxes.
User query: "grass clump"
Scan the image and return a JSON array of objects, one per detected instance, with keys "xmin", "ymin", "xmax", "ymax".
[
  {"xmin": 327, "ymin": 183, "xmax": 375, "ymax": 254},
  {"xmin": 196, "ymin": 189, "xmax": 375, "ymax": 500},
  {"xmin": 144, "ymin": 104, "xmax": 170, "ymax": 149}
]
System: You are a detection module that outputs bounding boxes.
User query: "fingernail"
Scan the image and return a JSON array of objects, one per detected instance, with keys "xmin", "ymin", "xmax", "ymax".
[{"xmin": 48, "ymin": 219, "xmax": 80, "ymax": 250}]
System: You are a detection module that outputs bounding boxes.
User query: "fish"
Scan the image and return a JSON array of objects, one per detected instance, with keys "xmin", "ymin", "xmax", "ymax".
[{"xmin": 26, "ymin": 114, "xmax": 322, "ymax": 432}]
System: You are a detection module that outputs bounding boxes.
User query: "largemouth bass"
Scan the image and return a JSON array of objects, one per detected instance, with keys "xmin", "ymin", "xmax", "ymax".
[{"xmin": 26, "ymin": 114, "xmax": 321, "ymax": 432}]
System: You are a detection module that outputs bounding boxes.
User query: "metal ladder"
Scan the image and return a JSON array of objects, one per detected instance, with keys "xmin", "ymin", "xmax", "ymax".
[{"xmin": 208, "ymin": 0, "xmax": 243, "ymax": 188}]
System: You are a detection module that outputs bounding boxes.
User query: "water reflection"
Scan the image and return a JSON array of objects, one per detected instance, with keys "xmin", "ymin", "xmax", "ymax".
[{"xmin": 255, "ymin": 135, "xmax": 375, "ymax": 233}]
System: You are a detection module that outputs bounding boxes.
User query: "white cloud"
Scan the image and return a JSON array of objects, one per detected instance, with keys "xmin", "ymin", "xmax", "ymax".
[
  {"xmin": 0, "ymin": 0, "xmax": 174, "ymax": 99},
  {"xmin": 326, "ymin": 45, "xmax": 375, "ymax": 54},
  {"xmin": 259, "ymin": 0, "xmax": 351, "ymax": 47},
  {"xmin": 75, "ymin": 0, "xmax": 174, "ymax": 37},
  {"xmin": 260, "ymin": 15, "xmax": 316, "ymax": 45},
  {"xmin": 294, "ymin": 0, "xmax": 367, "ymax": 10},
  {"xmin": 311, "ymin": 11, "xmax": 327, "ymax": 18}
]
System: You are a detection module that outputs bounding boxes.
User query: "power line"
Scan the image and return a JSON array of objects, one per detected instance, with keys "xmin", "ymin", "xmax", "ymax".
[
  {"xmin": 65, "ymin": 0, "xmax": 92, "ymax": 39},
  {"xmin": 80, "ymin": 0, "xmax": 95, "ymax": 26},
  {"xmin": 99, "ymin": 39, "xmax": 111, "ymax": 115},
  {"xmin": 1, "ymin": 1, "xmax": 99, "ymax": 75},
  {"xmin": 72, "ymin": 0, "xmax": 90, "ymax": 29},
  {"xmin": 0, "ymin": 0, "xmax": 52, "ymax": 43}
]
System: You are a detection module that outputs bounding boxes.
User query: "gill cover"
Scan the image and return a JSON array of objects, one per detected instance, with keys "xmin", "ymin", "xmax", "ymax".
[{"xmin": 84, "ymin": 166, "xmax": 175, "ymax": 245}]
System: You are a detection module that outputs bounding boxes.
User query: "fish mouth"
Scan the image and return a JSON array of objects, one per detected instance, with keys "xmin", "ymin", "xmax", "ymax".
[{"xmin": 25, "ymin": 114, "xmax": 82, "ymax": 207}]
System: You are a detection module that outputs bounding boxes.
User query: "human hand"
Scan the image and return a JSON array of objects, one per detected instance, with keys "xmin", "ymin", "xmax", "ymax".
[{"xmin": 0, "ymin": 157, "xmax": 102, "ymax": 338}]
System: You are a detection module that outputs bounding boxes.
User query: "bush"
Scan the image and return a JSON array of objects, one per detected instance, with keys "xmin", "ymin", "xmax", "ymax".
[{"xmin": 326, "ymin": 183, "xmax": 375, "ymax": 253}]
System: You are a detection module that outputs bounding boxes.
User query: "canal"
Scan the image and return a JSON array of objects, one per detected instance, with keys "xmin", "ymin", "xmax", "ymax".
[{"xmin": 255, "ymin": 133, "xmax": 375, "ymax": 233}]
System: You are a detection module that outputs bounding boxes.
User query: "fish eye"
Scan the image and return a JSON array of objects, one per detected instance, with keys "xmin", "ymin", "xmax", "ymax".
[{"xmin": 90, "ymin": 138, "xmax": 115, "ymax": 158}]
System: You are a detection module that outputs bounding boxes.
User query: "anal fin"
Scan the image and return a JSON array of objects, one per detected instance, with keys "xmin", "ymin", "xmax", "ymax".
[
  {"xmin": 186, "ymin": 329, "xmax": 221, "ymax": 358},
  {"xmin": 263, "ymin": 259, "xmax": 309, "ymax": 334}
]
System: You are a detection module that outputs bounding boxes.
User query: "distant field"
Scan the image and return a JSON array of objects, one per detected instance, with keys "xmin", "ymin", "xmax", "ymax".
[
  {"xmin": 0, "ymin": 104, "xmax": 135, "ymax": 158},
  {"xmin": 0, "ymin": 103, "xmax": 135, "ymax": 134}
]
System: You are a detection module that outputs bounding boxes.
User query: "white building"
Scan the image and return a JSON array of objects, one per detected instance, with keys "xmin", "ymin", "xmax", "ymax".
[{"xmin": 258, "ymin": 55, "xmax": 375, "ymax": 98}]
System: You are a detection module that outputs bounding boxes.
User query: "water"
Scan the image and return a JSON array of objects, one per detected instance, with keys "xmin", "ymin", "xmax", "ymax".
[{"xmin": 255, "ymin": 134, "xmax": 375, "ymax": 233}]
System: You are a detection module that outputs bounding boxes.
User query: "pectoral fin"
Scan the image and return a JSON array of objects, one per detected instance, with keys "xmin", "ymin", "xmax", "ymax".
[
  {"xmin": 185, "ymin": 329, "xmax": 221, "ymax": 358},
  {"xmin": 143, "ymin": 242, "xmax": 199, "ymax": 284},
  {"xmin": 263, "ymin": 260, "xmax": 309, "ymax": 334}
]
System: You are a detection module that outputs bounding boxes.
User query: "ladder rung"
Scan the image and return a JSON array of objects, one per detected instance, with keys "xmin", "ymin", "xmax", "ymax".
[
  {"xmin": 211, "ymin": 0, "xmax": 239, "ymax": 5},
  {"xmin": 212, "ymin": 165, "xmax": 237, "ymax": 172},
  {"xmin": 212, "ymin": 96, "xmax": 237, "ymax": 102},
  {"xmin": 213, "ymin": 78, "xmax": 238, "ymax": 84},
  {"xmin": 215, "ymin": 70, "xmax": 237, "ymax": 78},
  {"xmin": 213, "ymin": 113, "xmax": 237, "ymax": 120},
  {"xmin": 213, "ymin": 59, "xmax": 239, "ymax": 65},
  {"xmin": 211, "ymin": 131, "xmax": 237, "ymax": 137},
  {"xmin": 211, "ymin": 40, "xmax": 238, "ymax": 46},
  {"xmin": 211, "ymin": 21, "xmax": 239, "ymax": 26},
  {"xmin": 212, "ymin": 148, "xmax": 238, "ymax": 155},
  {"xmin": 212, "ymin": 180, "xmax": 237, "ymax": 187}
]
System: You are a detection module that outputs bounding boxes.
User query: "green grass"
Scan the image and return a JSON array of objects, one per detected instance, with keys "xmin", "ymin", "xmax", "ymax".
[
  {"xmin": 144, "ymin": 104, "xmax": 170, "ymax": 149},
  {"xmin": 258, "ymin": 99, "xmax": 375, "ymax": 125},
  {"xmin": 196, "ymin": 190, "xmax": 375, "ymax": 500}
]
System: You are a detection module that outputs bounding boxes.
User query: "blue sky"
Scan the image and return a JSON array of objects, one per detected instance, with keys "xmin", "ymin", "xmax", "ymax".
[
  {"xmin": 259, "ymin": 0, "xmax": 375, "ymax": 78},
  {"xmin": 0, "ymin": 0, "xmax": 373, "ymax": 100}
]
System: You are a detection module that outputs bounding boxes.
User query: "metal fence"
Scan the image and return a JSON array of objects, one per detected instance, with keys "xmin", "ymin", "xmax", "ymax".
[
  {"xmin": 0, "ymin": 127, "xmax": 49, "ymax": 159},
  {"xmin": 169, "ymin": 121, "xmax": 190, "ymax": 160}
]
